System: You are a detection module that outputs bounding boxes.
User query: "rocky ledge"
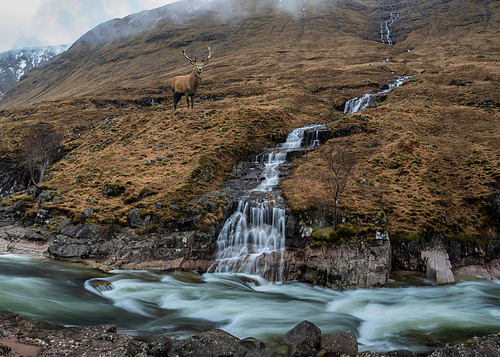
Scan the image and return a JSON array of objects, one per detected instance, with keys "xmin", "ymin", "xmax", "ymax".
[{"xmin": 1, "ymin": 311, "xmax": 499, "ymax": 357}]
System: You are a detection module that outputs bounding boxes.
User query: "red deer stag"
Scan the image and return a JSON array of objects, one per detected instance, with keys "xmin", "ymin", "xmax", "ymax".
[{"xmin": 170, "ymin": 47, "xmax": 212, "ymax": 110}]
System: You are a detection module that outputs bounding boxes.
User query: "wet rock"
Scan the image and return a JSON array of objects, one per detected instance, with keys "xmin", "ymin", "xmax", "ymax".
[
  {"xmin": 430, "ymin": 334, "xmax": 500, "ymax": 357},
  {"xmin": 421, "ymin": 247, "xmax": 455, "ymax": 285},
  {"xmin": 169, "ymin": 337, "xmax": 213, "ymax": 357},
  {"xmin": 24, "ymin": 230, "xmax": 47, "ymax": 242},
  {"xmin": 0, "ymin": 343, "xmax": 11, "ymax": 356},
  {"xmin": 289, "ymin": 343, "xmax": 314, "ymax": 356},
  {"xmin": 319, "ymin": 331, "xmax": 358, "ymax": 356},
  {"xmin": 283, "ymin": 239, "xmax": 392, "ymax": 290},
  {"xmin": 285, "ymin": 214, "xmax": 297, "ymax": 238},
  {"xmin": 150, "ymin": 335, "xmax": 177, "ymax": 357},
  {"xmin": 195, "ymin": 329, "xmax": 244, "ymax": 356},
  {"xmin": 282, "ymin": 320, "xmax": 321, "ymax": 349},
  {"xmin": 0, "ymin": 311, "xmax": 147, "ymax": 357},
  {"xmin": 241, "ymin": 337, "xmax": 266, "ymax": 350},
  {"xmin": 48, "ymin": 243, "xmax": 91, "ymax": 260}
]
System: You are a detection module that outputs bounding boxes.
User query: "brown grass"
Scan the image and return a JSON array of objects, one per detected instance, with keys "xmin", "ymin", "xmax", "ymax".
[{"xmin": 0, "ymin": 0, "xmax": 499, "ymax": 238}]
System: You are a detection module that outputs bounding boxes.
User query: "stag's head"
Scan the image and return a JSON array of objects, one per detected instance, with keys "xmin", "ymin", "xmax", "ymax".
[{"xmin": 182, "ymin": 47, "xmax": 212, "ymax": 75}]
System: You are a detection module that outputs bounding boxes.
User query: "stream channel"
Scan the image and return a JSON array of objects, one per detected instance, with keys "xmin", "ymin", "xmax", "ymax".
[
  {"xmin": 1, "ymin": 75, "xmax": 499, "ymax": 354},
  {"xmin": 1, "ymin": 254, "xmax": 500, "ymax": 354}
]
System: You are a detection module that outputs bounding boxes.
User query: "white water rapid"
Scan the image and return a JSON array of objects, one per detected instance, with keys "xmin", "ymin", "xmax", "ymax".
[
  {"xmin": 344, "ymin": 76, "xmax": 411, "ymax": 114},
  {"xmin": 1, "ymin": 254, "xmax": 500, "ymax": 354},
  {"xmin": 212, "ymin": 124, "xmax": 326, "ymax": 278}
]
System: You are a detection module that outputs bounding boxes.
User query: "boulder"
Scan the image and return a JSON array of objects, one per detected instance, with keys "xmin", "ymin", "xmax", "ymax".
[
  {"xmin": 127, "ymin": 208, "xmax": 151, "ymax": 228},
  {"xmin": 0, "ymin": 343, "xmax": 11, "ymax": 356},
  {"xmin": 37, "ymin": 190, "xmax": 54, "ymax": 206},
  {"xmin": 169, "ymin": 337, "xmax": 213, "ymax": 357},
  {"xmin": 102, "ymin": 182, "xmax": 125, "ymax": 197},
  {"xmin": 150, "ymin": 335, "xmax": 177, "ymax": 357},
  {"xmin": 81, "ymin": 207, "xmax": 94, "ymax": 220},
  {"xmin": 319, "ymin": 331, "xmax": 358, "ymax": 356},
  {"xmin": 24, "ymin": 230, "xmax": 47, "ymax": 242},
  {"xmin": 48, "ymin": 243, "xmax": 91, "ymax": 259},
  {"xmin": 421, "ymin": 247, "xmax": 455, "ymax": 285},
  {"xmin": 430, "ymin": 334, "xmax": 500, "ymax": 357},
  {"xmin": 195, "ymin": 329, "xmax": 244, "ymax": 357},
  {"xmin": 0, "ymin": 311, "xmax": 147, "ymax": 357},
  {"xmin": 282, "ymin": 321, "xmax": 321, "ymax": 349}
]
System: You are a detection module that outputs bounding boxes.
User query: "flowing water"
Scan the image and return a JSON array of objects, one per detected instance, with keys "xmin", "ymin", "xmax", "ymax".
[
  {"xmin": 344, "ymin": 76, "xmax": 411, "ymax": 114},
  {"xmin": 212, "ymin": 124, "xmax": 325, "ymax": 278},
  {"xmin": 1, "ymin": 253, "xmax": 500, "ymax": 354}
]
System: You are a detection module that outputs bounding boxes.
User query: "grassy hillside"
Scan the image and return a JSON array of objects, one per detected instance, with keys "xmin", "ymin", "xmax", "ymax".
[{"xmin": 0, "ymin": 0, "xmax": 499, "ymax": 244}]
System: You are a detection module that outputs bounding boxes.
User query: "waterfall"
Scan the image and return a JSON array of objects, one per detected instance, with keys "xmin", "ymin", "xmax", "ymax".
[
  {"xmin": 376, "ymin": 1, "xmax": 399, "ymax": 46},
  {"xmin": 344, "ymin": 76, "xmax": 412, "ymax": 114},
  {"xmin": 212, "ymin": 124, "xmax": 326, "ymax": 279}
]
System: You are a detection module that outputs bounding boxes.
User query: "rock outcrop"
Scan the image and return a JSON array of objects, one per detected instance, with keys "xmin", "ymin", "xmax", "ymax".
[
  {"xmin": 429, "ymin": 334, "xmax": 500, "ymax": 357},
  {"xmin": 282, "ymin": 239, "xmax": 392, "ymax": 290},
  {"xmin": 0, "ymin": 313, "xmax": 420, "ymax": 357},
  {"xmin": 421, "ymin": 247, "xmax": 455, "ymax": 285}
]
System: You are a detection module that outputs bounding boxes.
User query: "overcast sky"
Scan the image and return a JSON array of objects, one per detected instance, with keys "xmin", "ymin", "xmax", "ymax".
[{"xmin": 0, "ymin": 0, "xmax": 180, "ymax": 53}]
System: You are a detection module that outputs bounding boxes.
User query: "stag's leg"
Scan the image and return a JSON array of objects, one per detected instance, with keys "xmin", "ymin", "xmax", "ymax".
[
  {"xmin": 190, "ymin": 94, "xmax": 195, "ymax": 109},
  {"xmin": 186, "ymin": 95, "xmax": 190, "ymax": 109},
  {"xmin": 173, "ymin": 93, "xmax": 182, "ymax": 110}
]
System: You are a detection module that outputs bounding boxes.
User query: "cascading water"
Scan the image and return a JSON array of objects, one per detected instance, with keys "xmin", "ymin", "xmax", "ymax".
[
  {"xmin": 212, "ymin": 124, "xmax": 326, "ymax": 279},
  {"xmin": 344, "ymin": 76, "xmax": 411, "ymax": 115},
  {"xmin": 379, "ymin": 12, "xmax": 399, "ymax": 46},
  {"xmin": 375, "ymin": 1, "xmax": 399, "ymax": 46}
]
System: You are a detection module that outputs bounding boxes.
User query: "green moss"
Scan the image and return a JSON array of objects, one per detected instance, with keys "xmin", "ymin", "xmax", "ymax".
[
  {"xmin": 328, "ymin": 226, "xmax": 355, "ymax": 245},
  {"xmin": 1, "ymin": 194, "xmax": 33, "ymax": 207}
]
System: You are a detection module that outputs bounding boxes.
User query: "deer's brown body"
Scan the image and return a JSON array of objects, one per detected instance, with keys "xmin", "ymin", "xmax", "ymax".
[{"xmin": 171, "ymin": 47, "xmax": 212, "ymax": 109}]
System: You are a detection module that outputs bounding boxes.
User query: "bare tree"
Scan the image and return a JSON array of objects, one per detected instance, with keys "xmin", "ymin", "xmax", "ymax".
[
  {"xmin": 21, "ymin": 124, "xmax": 63, "ymax": 188},
  {"xmin": 317, "ymin": 142, "xmax": 357, "ymax": 230}
]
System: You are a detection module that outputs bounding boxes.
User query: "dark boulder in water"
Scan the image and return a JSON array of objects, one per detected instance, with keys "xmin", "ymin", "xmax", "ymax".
[{"xmin": 282, "ymin": 320, "xmax": 322, "ymax": 350}]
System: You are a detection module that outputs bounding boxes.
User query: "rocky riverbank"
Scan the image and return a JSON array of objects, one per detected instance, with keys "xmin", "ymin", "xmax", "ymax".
[
  {"xmin": 1, "ymin": 311, "xmax": 499, "ymax": 357},
  {"xmin": 1, "ymin": 211, "xmax": 500, "ymax": 289}
]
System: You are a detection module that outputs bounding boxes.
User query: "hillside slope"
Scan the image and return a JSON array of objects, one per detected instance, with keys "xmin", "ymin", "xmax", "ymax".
[{"xmin": 0, "ymin": 0, "xmax": 499, "ymax": 248}]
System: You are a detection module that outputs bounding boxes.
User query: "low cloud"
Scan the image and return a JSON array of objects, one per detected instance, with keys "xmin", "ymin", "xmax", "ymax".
[{"xmin": 0, "ymin": 0, "xmax": 179, "ymax": 52}]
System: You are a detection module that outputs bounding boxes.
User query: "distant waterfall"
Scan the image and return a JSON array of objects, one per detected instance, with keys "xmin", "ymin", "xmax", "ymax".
[
  {"xmin": 212, "ymin": 124, "xmax": 326, "ymax": 279},
  {"xmin": 379, "ymin": 12, "xmax": 399, "ymax": 46},
  {"xmin": 344, "ymin": 76, "xmax": 411, "ymax": 114},
  {"xmin": 375, "ymin": 1, "xmax": 399, "ymax": 46}
]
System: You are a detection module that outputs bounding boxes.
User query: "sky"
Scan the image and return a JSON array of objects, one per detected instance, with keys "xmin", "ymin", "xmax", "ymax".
[{"xmin": 0, "ymin": 0, "xmax": 180, "ymax": 53}]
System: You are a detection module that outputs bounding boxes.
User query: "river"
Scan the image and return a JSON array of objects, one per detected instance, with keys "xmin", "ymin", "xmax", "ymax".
[{"xmin": 1, "ymin": 253, "xmax": 500, "ymax": 354}]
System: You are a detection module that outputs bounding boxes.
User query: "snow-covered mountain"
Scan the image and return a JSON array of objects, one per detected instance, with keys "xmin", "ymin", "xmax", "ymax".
[{"xmin": 0, "ymin": 45, "xmax": 70, "ymax": 98}]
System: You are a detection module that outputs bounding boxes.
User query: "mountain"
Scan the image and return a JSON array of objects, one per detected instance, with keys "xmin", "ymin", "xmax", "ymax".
[
  {"xmin": 0, "ymin": 45, "xmax": 70, "ymax": 98},
  {"xmin": 0, "ymin": 0, "xmax": 499, "ymax": 247}
]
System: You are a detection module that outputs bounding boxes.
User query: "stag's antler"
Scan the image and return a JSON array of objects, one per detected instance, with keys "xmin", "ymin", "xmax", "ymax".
[
  {"xmin": 182, "ymin": 49, "xmax": 195, "ymax": 64},
  {"xmin": 202, "ymin": 47, "xmax": 212, "ymax": 65}
]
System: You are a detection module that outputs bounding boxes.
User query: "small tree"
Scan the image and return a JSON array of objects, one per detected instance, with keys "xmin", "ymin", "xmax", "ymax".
[
  {"xmin": 21, "ymin": 124, "xmax": 63, "ymax": 188},
  {"xmin": 318, "ymin": 142, "xmax": 356, "ymax": 230}
]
